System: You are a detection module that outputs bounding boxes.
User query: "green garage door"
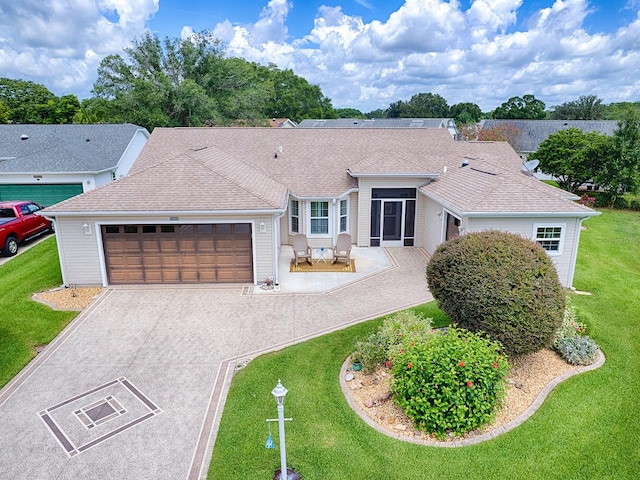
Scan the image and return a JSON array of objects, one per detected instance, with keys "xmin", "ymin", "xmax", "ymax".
[{"xmin": 0, "ymin": 184, "xmax": 84, "ymax": 207}]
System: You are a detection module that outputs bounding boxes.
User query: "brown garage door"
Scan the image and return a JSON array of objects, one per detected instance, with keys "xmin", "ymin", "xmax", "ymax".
[{"xmin": 102, "ymin": 224, "xmax": 253, "ymax": 284}]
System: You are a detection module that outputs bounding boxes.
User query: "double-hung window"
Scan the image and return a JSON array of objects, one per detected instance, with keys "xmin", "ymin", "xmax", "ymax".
[
  {"xmin": 339, "ymin": 199, "xmax": 348, "ymax": 233},
  {"xmin": 310, "ymin": 201, "xmax": 329, "ymax": 235},
  {"xmin": 534, "ymin": 224, "xmax": 564, "ymax": 254},
  {"xmin": 290, "ymin": 199, "xmax": 299, "ymax": 234}
]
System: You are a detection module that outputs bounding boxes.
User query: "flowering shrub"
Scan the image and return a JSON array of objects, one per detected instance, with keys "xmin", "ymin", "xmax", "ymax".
[
  {"xmin": 556, "ymin": 335, "xmax": 599, "ymax": 365},
  {"xmin": 377, "ymin": 311, "xmax": 435, "ymax": 359},
  {"xmin": 579, "ymin": 194, "xmax": 596, "ymax": 208},
  {"xmin": 552, "ymin": 305, "xmax": 587, "ymax": 350},
  {"xmin": 353, "ymin": 311, "xmax": 435, "ymax": 373},
  {"xmin": 391, "ymin": 326, "xmax": 509, "ymax": 439}
]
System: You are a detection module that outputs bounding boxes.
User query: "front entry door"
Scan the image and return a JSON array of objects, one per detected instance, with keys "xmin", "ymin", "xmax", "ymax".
[{"xmin": 381, "ymin": 200, "xmax": 404, "ymax": 247}]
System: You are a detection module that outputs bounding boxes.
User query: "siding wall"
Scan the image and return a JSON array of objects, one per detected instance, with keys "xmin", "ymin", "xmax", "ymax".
[
  {"xmin": 279, "ymin": 193, "xmax": 358, "ymax": 248},
  {"xmin": 55, "ymin": 213, "xmax": 275, "ymax": 286},
  {"xmin": 422, "ymin": 195, "xmax": 445, "ymax": 253},
  {"xmin": 114, "ymin": 131, "xmax": 149, "ymax": 181},
  {"xmin": 466, "ymin": 216, "xmax": 580, "ymax": 287}
]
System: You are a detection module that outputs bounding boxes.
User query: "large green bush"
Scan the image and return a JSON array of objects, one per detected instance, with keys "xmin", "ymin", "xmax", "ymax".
[
  {"xmin": 391, "ymin": 326, "xmax": 509, "ymax": 439},
  {"xmin": 426, "ymin": 230, "xmax": 565, "ymax": 355}
]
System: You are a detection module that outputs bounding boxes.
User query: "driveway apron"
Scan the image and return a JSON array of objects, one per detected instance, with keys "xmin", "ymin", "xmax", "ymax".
[{"xmin": 0, "ymin": 248, "xmax": 432, "ymax": 479}]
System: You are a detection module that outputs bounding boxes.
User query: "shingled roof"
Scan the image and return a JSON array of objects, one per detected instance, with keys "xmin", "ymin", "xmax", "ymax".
[
  {"xmin": 297, "ymin": 118, "xmax": 455, "ymax": 129},
  {"xmin": 480, "ymin": 119, "xmax": 619, "ymax": 153},
  {"xmin": 0, "ymin": 124, "xmax": 148, "ymax": 173},
  {"xmin": 44, "ymin": 127, "xmax": 594, "ymax": 217}
]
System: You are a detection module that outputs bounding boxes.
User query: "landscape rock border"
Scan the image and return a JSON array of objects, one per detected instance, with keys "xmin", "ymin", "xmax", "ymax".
[{"xmin": 340, "ymin": 349, "xmax": 605, "ymax": 447}]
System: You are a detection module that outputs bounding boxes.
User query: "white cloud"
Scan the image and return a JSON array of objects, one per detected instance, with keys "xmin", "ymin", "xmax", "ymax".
[
  {"xmin": 2, "ymin": 0, "xmax": 640, "ymax": 112},
  {"xmin": 0, "ymin": 0, "xmax": 158, "ymax": 96}
]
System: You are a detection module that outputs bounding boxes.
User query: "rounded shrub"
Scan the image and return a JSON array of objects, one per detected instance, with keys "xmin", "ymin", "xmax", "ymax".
[
  {"xmin": 426, "ymin": 230, "xmax": 565, "ymax": 356},
  {"xmin": 391, "ymin": 326, "xmax": 509, "ymax": 439}
]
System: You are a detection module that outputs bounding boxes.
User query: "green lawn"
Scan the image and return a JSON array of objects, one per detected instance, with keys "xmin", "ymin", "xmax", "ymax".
[
  {"xmin": 0, "ymin": 237, "xmax": 77, "ymax": 387},
  {"xmin": 209, "ymin": 209, "xmax": 640, "ymax": 479}
]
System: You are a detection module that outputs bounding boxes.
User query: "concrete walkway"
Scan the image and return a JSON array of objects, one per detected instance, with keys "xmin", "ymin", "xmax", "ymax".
[{"xmin": 0, "ymin": 248, "xmax": 432, "ymax": 480}]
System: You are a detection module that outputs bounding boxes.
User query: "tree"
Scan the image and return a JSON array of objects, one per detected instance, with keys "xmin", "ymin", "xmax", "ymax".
[
  {"xmin": 549, "ymin": 95, "xmax": 605, "ymax": 120},
  {"xmin": 531, "ymin": 128, "xmax": 610, "ymax": 193},
  {"xmin": 92, "ymin": 32, "xmax": 334, "ymax": 129},
  {"xmin": 335, "ymin": 108, "xmax": 364, "ymax": 118},
  {"xmin": 449, "ymin": 102, "xmax": 482, "ymax": 124},
  {"xmin": 385, "ymin": 100, "xmax": 407, "ymax": 118},
  {"xmin": 404, "ymin": 92, "xmax": 449, "ymax": 118},
  {"xmin": 426, "ymin": 230, "xmax": 565, "ymax": 356},
  {"xmin": 604, "ymin": 101, "xmax": 640, "ymax": 121},
  {"xmin": 0, "ymin": 101, "xmax": 9, "ymax": 124},
  {"xmin": 493, "ymin": 94, "xmax": 546, "ymax": 119},
  {"xmin": 595, "ymin": 113, "xmax": 640, "ymax": 206},
  {"xmin": 93, "ymin": 31, "xmax": 227, "ymax": 129},
  {"xmin": 0, "ymin": 78, "xmax": 56, "ymax": 123},
  {"xmin": 477, "ymin": 122, "xmax": 521, "ymax": 151},
  {"xmin": 262, "ymin": 65, "xmax": 335, "ymax": 122},
  {"xmin": 364, "ymin": 108, "xmax": 387, "ymax": 119}
]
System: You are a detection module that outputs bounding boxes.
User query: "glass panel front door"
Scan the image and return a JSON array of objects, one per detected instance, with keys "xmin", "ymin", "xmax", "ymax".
[{"xmin": 381, "ymin": 200, "xmax": 403, "ymax": 246}]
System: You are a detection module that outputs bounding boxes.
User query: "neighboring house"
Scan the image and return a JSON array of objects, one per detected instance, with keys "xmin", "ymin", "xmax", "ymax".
[
  {"xmin": 43, "ymin": 128, "xmax": 597, "ymax": 289},
  {"xmin": 268, "ymin": 118, "xmax": 297, "ymax": 128},
  {"xmin": 480, "ymin": 120, "xmax": 619, "ymax": 188},
  {"xmin": 0, "ymin": 124, "xmax": 149, "ymax": 206},
  {"xmin": 298, "ymin": 118, "xmax": 459, "ymax": 138},
  {"xmin": 479, "ymin": 119, "xmax": 619, "ymax": 159}
]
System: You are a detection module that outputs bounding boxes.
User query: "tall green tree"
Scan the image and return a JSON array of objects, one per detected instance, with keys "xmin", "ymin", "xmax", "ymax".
[
  {"xmin": 449, "ymin": 102, "xmax": 482, "ymax": 124},
  {"xmin": 549, "ymin": 95, "xmax": 605, "ymax": 120},
  {"xmin": 335, "ymin": 108, "xmax": 364, "ymax": 118},
  {"xmin": 0, "ymin": 101, "xmax": 10, "ymax": 124},
  {"xmin": 531, "ymin": 128, "xmax": 610, "ymax": 193},
  {"xmin": 493, "ymin": 94, "xmax": 546, "ymax": 119},
  {"xmin": 405, "ymin": 92, "xmax": 449, "ymax": 118},
  {"xmin": 596, "ymin": 113, "xmax": 640, "ymax": 206},
  {"xmin": 604, "ymin": 102, "xmax": 640, "ymax": 121},
  {"xmin": 0, "ymin": 78, "xmax": 56, "ymax": 123},
  {"xmin": 92, "ymin": 32, "xmax": 333, "ymax": 129},
  {"xmin": 93, "ymin": 31, "xmax": 226, "ymax": 129},
  {"xmin": 262, "ymin": 65, "xmax": 335, "ymax": 122}
]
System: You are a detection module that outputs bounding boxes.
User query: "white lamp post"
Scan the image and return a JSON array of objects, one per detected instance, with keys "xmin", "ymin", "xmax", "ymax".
[{"xmin": 271, "ymin": 379, "xmax": 288, "ymax": 480}]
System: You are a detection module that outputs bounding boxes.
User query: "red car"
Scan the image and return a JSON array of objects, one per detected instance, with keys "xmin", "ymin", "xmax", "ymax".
[{"xmin": 0, "ymin": 201, "xmax": 54, "ymax": 256}]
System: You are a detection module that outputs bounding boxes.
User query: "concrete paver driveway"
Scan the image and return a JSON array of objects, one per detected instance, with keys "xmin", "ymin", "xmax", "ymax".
[{"xmin": 0, "ymin": 248, "xmax": 432, "ymax": 480}]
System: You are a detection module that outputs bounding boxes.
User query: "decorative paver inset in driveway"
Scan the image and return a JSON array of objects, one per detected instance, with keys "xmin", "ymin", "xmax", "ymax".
[
  {"xmin": 39, "ymin": 377, "xmax": 161, "ymax": 457},
  {"xmin": 0, "ymin": 248, "xmax": 433, "ymax": 480}
]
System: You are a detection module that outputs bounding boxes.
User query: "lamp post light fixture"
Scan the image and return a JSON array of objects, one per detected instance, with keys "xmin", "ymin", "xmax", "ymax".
[{"xmin": 272, "ymin": 379, "xmax": 288, "ymax": 480}]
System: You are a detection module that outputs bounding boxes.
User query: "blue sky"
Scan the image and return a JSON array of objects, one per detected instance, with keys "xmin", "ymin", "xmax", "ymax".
[{"xmin": 1, "ymin": 0, "xmax": 639, "ymax": 113}]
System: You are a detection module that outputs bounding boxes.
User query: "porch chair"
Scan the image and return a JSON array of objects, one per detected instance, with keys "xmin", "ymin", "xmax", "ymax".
[
  {"xmin": 332, "ymin": 233, "xmax": 352, "ymax": 265},
  {"xmin": 292, "ymin": 234, "xmax": 313, "ymax": 266}
]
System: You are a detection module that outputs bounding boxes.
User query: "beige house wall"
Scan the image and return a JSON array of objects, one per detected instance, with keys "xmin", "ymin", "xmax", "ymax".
[
  {"xmin": 54, "ymin": 213, "xmax": 276, "ymax": 287},
  {"xmin": 466, "ymin": 216, "xmax": 581, "ymax": 288}
]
